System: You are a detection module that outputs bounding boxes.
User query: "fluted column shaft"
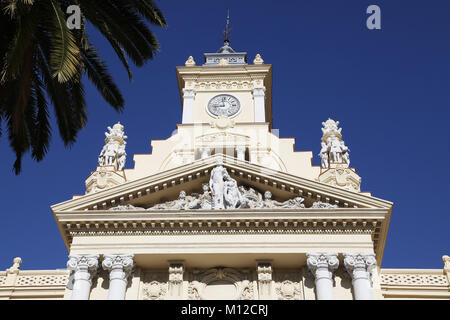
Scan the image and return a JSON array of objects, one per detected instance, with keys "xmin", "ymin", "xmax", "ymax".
[
  {"xmin": 102, "ymin": 254, "xmax": 134, "ymax": 300},
  {"xmin": 344, "ymin": 253, "xmax": 376, "ymax": 300},
  {"xmin": 67, "ymin": 255, "xmax": 99, "ymax": 300},
  {"xmin": 307, "ymin": 253, "xmax": 339, "ymax": 300}
]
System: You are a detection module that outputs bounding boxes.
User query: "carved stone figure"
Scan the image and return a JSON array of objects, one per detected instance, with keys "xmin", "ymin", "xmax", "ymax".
[
  {"xmin": 97, "ymin": 122, "xmax": 127, "ymax": 170},
  {"xmin": 319, "ymin": 118, "xmax": 351, "ymax": 168},
  {"xmin": 340, "ymin": 141, "xmax": 350, "ymax": 165},
  {"xmin": 311, "ymin": 201, "xmax": 338, "ymax": 209},
  {"xmin": 261, "ymin": 190, "xmax": 305, "ymax": 209},
  {"xmin": 199, "ymin": 184, "xmax": 212, "ymax": 209},
  {"xmin": 109, "ymin": 204, "xmax": 145, "ymax": 211},
  {"xmin": 116, "ymin": 144, "xmax": 127, "ymax": 170},
  {"xmin": 238, "ymin": 186, "xmax": 263, "ymax": 209},
  {"xmin": 319, "ymin": 142, "xmax": 329, "ymax": 169},
  {"xmin": 140, "ymin": 162, "xmax": 348, "ymax": 210},
  {"xmin": 224, "ymin": 176, "xmax": 243, "ymax": 208},
  {"xmin": 148, "ymin": 191, "xmax": 189, "ymax": 210},
  {"xmin": 328, "ymin": 135, "xmax": 343, "ymax": 163},
  {"xmin": 209, "ymin": 159, "xmax": 230, "ymax": 209}
]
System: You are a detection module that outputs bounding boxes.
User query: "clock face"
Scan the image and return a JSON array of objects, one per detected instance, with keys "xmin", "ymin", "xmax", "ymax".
[{"xmin": 207, "ymin": 94, "xmax": 241, "ymax": 117}]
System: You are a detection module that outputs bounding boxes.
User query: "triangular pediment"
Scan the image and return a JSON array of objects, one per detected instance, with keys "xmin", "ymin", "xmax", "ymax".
[{"xmin": 52, "ymin": 154, "xmax": 392, "ymax": 213}]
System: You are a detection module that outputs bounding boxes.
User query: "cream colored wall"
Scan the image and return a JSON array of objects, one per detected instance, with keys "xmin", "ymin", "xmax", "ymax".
[{"xmin": 124, "ymin": 123, "xmax": 321, "ymax": 183}]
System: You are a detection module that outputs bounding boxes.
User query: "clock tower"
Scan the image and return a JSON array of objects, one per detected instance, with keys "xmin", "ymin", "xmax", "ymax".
[{"xmin": 176, "ymin": 41, "xmax": 273, "ymax": 127}]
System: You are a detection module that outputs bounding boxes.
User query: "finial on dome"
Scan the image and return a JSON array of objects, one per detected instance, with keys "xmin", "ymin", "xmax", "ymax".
[
  {"xmin": 185, "ymin": 56, "xmax": 196, "ymax": 67},
  {"xmin": 203, "ymin": 11, "xmax": 247, "ymax": 66},
  {"xmin": 253, "ymin": 54, "xmax": 264, "ymax": 65}
]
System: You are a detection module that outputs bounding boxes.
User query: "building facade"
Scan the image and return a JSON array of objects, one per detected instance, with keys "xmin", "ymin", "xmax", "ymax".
[{"xmin": 1, "ymin": 42, "xmax": 449, "ymax": 300}]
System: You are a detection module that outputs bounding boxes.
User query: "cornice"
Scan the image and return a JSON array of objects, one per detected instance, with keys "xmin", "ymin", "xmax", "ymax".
[{"xmin": 176, "ymin": 64, "xmax": 272, "ymax": 75}]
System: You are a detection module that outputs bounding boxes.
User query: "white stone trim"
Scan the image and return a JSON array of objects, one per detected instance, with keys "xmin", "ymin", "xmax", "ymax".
[
  {"xmin": 182, "ymin": 89, "xmax": 196, "ymax": 124},
  {"xmin": 253, "ymin": 87, "xmax": 266, "ymax": 122},
  {"xmin": 102, "ymin": 254, "xmax": 135, "ymax": 300}
]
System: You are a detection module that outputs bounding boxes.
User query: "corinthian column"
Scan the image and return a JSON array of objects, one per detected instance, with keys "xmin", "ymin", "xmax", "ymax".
[
  {"xmin": 102, "ymin": 254, "xmax": 134, "ymax": 300},
  {"xmin": 343, "ymin": 253, "xmax": 376, "ymax": 300},
  {"xmin": 306, "ymin": 253, "xmax": 339, "ymax": 300},
  {"xmin": 67, "ymin": 255, "xmax": 99, "ymax": 300}
]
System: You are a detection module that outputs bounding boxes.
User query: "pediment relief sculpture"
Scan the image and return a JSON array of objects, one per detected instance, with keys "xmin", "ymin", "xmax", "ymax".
[{"xmin": 107, "ymin": 161, "xmax": 338, "ymax": 211}]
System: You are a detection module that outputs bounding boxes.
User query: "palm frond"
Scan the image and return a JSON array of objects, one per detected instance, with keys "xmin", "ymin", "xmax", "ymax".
[
  {"xmin": 82, "ymin": 44, "xmax": 124, "ymax": 110},
  {"xmin": 47, "ymin": 0, "xmax": 81, "ymax": 83}
]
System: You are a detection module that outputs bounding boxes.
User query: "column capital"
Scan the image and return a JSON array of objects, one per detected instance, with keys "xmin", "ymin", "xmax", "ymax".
[
  {"xmin": 343, "ymin": 253, "xmax": 376, "ymax": 279},
  {"xmin": 168, "ymin": 261, "xmax": 184, "ymax": 284},
  {"xmin": 182, "ymin": 88, "xmax": 196, "ymax": 98},
  {"xmin": 67, "ymin": 254, "xmax": 99, "ymax": 274},
  {"xmin": 257, "ymin": 261, "xmax": 273, "ymax": 284},
  {"xmin": 306, "ymin": 253, "xmax": 339, "ymax": 274},
  {"xmin": 102, "ymin": 254, "xmax": 134, "ymax": 281},
  {"xmin": 67, "ymin": 255, "xmax": 99, "ymax": 300},
  {"xmin": 252, "ymin": 87, "xmax": 266, "ymax": 97}
]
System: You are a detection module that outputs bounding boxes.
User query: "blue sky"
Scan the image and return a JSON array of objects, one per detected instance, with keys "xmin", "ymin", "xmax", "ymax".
[{"xmin": 0, "ymin": 0, "xmax": 449, "ymax": 271}]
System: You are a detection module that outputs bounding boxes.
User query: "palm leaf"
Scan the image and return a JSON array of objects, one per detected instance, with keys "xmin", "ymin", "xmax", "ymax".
[
  {"xmin": 47, "ymin": 0, "xmax": 81, "ymax": 83},
  {"xmin": 81, "ymin": 44, "xmax": 124, "ymax": 110}
]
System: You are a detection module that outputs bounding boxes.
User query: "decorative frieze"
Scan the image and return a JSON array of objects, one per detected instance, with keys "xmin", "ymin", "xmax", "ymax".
[
  {"xmin": 311, "ymin": 201, "xmax": 338, "ymax": 209},
  {"xmin": 194, "ymin": 80, "xmax": 252, "ymax": 91}
]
